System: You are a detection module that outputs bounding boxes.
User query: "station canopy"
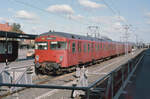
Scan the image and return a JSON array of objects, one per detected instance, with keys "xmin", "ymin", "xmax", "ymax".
[{"xmin": 0, "ymin": 31, "xmax": 38, "ymax": 40}]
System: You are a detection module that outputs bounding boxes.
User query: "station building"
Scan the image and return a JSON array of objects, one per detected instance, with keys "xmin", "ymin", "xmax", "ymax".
[{"xmin": 0, "ymin": 22, "xmax": 37, "ymax": 62}]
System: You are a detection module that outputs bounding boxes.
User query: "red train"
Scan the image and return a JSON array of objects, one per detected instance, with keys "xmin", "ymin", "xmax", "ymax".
[{"xmin": 34, "ymin": 32, "xmax": 132, "ymax": 75}]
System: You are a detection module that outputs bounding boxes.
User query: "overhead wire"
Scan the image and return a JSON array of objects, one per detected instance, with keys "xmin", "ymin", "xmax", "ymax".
[
  {"xmin": 9, "ymin": 0, "xmax": 90, "ymax": 26},
  {"xmin": 101, "ymin": 0, "xmax": 130, "ymax": 25},
  {"xmin": 8, "ymin": 0, "xmax": 135, "ymax": 37}
]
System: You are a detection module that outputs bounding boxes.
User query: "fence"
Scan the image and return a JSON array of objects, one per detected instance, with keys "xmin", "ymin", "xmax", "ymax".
[
  {"xmin": 0, "ymin": 65, "xmax": 33, "ymax": 93},
  {"xmin": 0, "ymin": 51, "xmax": 144, "ymax": 99}
]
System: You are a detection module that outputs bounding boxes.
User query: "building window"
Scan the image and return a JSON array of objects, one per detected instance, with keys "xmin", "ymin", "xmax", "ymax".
[
  {"xmin": 0, "ymin": 42, "xmax": 6, "ymax": 54},
  {"xmin": 8, "ymin": 42, "xmax": 12, "ymax": 54}
]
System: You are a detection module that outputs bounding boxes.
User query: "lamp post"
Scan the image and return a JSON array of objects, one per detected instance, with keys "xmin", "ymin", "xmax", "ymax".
[{"xmin": 5, "ymin": 31, "xmax": 8, "ymax": 66}]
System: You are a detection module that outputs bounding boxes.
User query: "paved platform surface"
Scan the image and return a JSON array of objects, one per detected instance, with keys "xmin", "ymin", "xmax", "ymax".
[
  {"xmin": 2, "ymin": 49, "xmax": 144, "ymax": 99},
  {"xmin": 0, "ymin": 49, "xmax": 34, "ymax": 68},
  {"xmin": 119, "ymin": 49, "xmax": 150, "ymax": 99}
]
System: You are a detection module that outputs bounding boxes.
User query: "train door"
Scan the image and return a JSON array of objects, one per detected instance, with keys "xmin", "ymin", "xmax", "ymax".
[
  {"xmin": 103, "ymin": 42, "xmax": 107, "ymax": 58},
  {"xmin": 78, "ymin": 41, "xmax": 82, "ymax": 64},
  {"xmin": 68, "ymin": 40, "xmax": 78, "ymax": 66},
  {"xmin": 91, "ymin": 42, "xmax": 95, "ymax": 60}
]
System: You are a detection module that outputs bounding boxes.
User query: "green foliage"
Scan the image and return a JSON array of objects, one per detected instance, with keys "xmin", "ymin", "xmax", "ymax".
[{"xmin": 11, "ymin": 23, "xmax": 23, "ymax": 33}]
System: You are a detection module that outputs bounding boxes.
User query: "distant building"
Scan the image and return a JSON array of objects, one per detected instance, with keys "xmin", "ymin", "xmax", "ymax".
[
  {"xmin": 0, "ymin": 22, "xmax": 35, "ymax": 48},
  {"xmin": 0, "ymin": 23, "xmax": 12, "ymax": 32}
]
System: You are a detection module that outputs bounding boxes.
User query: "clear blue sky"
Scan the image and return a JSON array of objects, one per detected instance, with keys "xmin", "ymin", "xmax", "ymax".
[{"xmin": 0, "ymin": 0, "xmax": 150, "ymax": 43}]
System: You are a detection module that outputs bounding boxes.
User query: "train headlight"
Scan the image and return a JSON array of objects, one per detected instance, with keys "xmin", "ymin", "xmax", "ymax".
[
  {"xmin": 36, "ymin": 55, "xmax": 39, "ymax": 61},
  {"xmin": 59, "ymin": 56, "xmax": 63, "ymax": 62}
]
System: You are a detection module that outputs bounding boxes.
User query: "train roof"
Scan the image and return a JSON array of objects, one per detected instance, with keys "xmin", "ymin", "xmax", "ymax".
[{"xmin": 38, "ymin": 31, "xmax": 113, "ymax": 42}]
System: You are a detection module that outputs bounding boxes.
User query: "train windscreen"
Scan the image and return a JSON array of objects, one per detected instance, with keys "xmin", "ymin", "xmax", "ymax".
[
  {"xmin": 50, "ymin": 41, "xmax": 67, "ymax": 50},
  {"xmin": 35, "ymin": 42, "xmax": 48, "ymax": 50}
]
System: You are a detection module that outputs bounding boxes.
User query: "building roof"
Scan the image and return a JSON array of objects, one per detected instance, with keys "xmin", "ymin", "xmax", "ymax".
[
  {"xmin": 0, "ymin": 23, "xmax": 12, "ymax": 32},
  {"xmin": 0, "ymin": 31, "xmax": 37, "ymax": 40}
]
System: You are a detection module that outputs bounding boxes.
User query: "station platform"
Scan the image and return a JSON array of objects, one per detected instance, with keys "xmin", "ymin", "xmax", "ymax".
[
  {"xmin": 119, "ymin": 49, "xmax": 150, "ymax": 99},
  {"xmin": 1, "ymin": 49, "xmax": 145, "ymax": 99}
]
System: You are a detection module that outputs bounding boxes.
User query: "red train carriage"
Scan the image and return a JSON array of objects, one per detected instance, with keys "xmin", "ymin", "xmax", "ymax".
[
  {"xmin": 34, "ymin": 32, "xmax": 132, "ymax": 75},
  {"xmin": 0, "ymin": 40, "xmax": 18, "ymax": 62}
]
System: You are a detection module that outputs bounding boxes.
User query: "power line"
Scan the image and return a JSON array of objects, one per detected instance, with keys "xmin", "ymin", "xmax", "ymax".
[
  {"xmin": 101, "ymin": 0, "xmax": 130, "ymax": 25},
  {"xmin": 9, "ymin": 0, "xmax": 89, "ymax": 26},
  {"xmin": 101, "ymin": 0, "xmax": 138, "ymax": 44},
  {"xmin": 108, "ymin": 0, "xmax": 121, "ymax": 16},
  {"xmin": 13, "ymin": 0, "xmax": 50, "ymax": 14},
  {"xmin": 101, "ymin": 0, "xmax": 118, "ymax": 15}
]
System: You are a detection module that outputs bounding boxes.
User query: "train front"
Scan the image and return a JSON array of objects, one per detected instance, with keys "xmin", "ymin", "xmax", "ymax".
[{"xmin": 34, "ymin": 34, "xmax": 67, "ymax": 75}]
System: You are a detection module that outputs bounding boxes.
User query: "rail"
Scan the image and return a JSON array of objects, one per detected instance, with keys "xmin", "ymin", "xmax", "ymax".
[{"xmin": 0, "ymin": 50, "xmax": 145, "ymax": 99}]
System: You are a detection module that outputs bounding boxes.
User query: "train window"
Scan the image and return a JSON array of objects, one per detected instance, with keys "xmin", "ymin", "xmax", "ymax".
[
  {"xmin": 103, "ymin": 44, "xmax": 105, "ymax": 50},
  {"xmin": 78, "ymin": 42, "xmax": 81, "ymax": 52},
  {"xmin": 98, "ymin": 44, "xmax": 99, "ymax": 50},
  {"xmin": 68, "ymin": 41, "xmax": 70, "ymax": 50},
  {"xmin": 88, "ymin": 43, "xmax": 90, "ymax": 52},
  {"xmin": 35, "ymin": 42, "xmax": 48, "ymax": 50},
  {"xmin": 84, "ymin": 43, "xmax": 87, "ymax": 52},
  {"xmin": 72, "ymin": 42, "xmax": 76, "ymax": 53},
  {"xmin": 91, "ymin": 43, "xmax": 94, "ymax": 52},
  {"xmin": 95, "ymin": 44, "xmax": 97, "ymax": 51},
  {"xmin": 50, "ymin": 41, "xmax": 67, "ymax": 50}
]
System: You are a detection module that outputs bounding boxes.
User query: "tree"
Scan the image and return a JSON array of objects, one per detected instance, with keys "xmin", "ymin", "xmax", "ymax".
[{"xmin": 11, "ymin": 23, "xmax": 23, "ymax": 33}]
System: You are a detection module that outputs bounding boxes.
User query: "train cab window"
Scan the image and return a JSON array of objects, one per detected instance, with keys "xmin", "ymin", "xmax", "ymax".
[
  {"xmin": 88, "ymin": 43, "xmax": 90, "ymax": 52},
  {"xmin": 50, "ymin": 41, "xmax": 67, "ymax": 50},
  {"xmin": 72, "ymin": 42, "xmax": 76, "ymax": 53},
  {"xmin": 35, "ymin": 42, "xmax": 48, "ymax": 50},
  {"xmin": 84, "ymin": 43, "xmax": 87, "ymax": 52}
]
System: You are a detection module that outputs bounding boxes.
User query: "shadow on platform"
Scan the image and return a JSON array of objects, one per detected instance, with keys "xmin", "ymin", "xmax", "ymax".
[{"xmin": 119, "ymin": 49, "xmax": 150, "ymax": 99}]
